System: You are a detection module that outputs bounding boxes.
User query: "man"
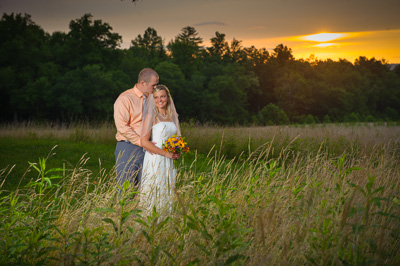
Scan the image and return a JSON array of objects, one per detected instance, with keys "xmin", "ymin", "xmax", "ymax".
[{"xmin": 114, "ymin": 68, "xmax": 159, "ymax": 189}]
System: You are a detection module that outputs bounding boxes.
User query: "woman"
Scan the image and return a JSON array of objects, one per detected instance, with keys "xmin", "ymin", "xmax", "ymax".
[{"xmin": 139, "ymin": 85, "xmax": 181, "ymax": 215}]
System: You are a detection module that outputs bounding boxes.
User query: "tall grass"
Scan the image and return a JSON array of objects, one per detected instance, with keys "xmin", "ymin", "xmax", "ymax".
[
  {"xmin": 183, "ymin": 122, "xmax": 400, "ymax": 159},
  {"xmin": 0, "ymin": 121, "xmax": 116, "ymax": 144},
  {"xmin": 1, "ymin": 122, "xmax": 399, "ymax": 264},
  {"xmin": 1, "ymin": 121, "xmax": 399, "ymax": 157}
]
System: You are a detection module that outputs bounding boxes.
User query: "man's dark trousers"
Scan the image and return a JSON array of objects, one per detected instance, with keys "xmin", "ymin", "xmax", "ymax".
[{"xmin": 115, "ymin": 141, "xmax": 145, "ymax": 189}]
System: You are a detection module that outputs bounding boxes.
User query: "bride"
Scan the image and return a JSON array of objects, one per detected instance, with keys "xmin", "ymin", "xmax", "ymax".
[{"xmin": 139, "ymin": 85, "xmax": 181, "ymax": 215}]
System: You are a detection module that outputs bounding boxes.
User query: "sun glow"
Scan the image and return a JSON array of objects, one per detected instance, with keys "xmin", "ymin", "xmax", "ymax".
[
  {"xmin": 314, "ymin": 43, "xmax": 338, "ymax": 47},
  {"xmin": 302, "ymin": 33, "xmax": 347, "ymax": 42},
  {"xmin": 286, "ymin": 32, "xmax": 357, "ymax": 45}
]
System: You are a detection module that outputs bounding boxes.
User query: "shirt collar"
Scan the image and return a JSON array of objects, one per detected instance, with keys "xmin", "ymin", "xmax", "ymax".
[{"xmin": 133, "ymin": 85, "xmax": 146, "ymax": 98}]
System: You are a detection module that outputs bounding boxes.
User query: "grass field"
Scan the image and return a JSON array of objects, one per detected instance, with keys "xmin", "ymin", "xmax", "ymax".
[
  {"xmin": 1, "ymin": 122, "xmax": 399, "ymax": 264},
  {"xmin": 0, "ymin": 138, "xmax": 115, "ymax": 190}
]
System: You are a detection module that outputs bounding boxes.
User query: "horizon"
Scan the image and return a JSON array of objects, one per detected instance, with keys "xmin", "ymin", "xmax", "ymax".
[{"xmin": 1, "ymin": 0, "xmax": 400, "ymax": 64}]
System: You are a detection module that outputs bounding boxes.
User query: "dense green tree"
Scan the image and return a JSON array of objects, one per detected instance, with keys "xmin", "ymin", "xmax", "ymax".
[
  {"xmin": 226, "ymin": 38, "xmax": 247, "ymax": 63},
  {"xmin": 181, "ymin": 71, "xmax": 207, "ymax": 121},
  {"xmin": 154, "ymin": 61, "xmax": 185, "ymax": 98},
  {"xmin": 200, "ymin": 63, "xmax": 254, "ymax": 123},
  {"xmin": 270, "ymin": 44, "xmax": 295, "ymax": 67},
  {"xmin": 120, "ymin": 49, "xmax": 148, "ymax": 84},
  {"xmin": 310, "ymin": 59, "xmax": 361, "ymax": 120},
  {"xmin": 202, "ymin": 75, "xmax": 246, "ymax": 123},
  {"xmin": 167, "ymin": 26, "xmax": 203, "ymax": 78},
  {"xmin": 394, "ymin": 64, "xmax": 400, "ymax": 76},
  {"xmin": 274, "ymin": 68, "xmax": 314, "ymax": 118},
  {"xmin": 244, "ymin": 46, "xmax": 274, "ymax": 112},
  {"xmin": 82, "ymin": 65, "xmax": 130, "ymax": 119},
  {"xmin": 0, "ymin": 13, "xmax": 50, "ymax": 120},
  {"xmin": 207, "ymin": 31, "xmax": 229, "ymax": 60},
  {"xmin": 130, "ymin": 27, "xmax": 166, "ymax": 64},
  {"xmin": 353, "ymin": 56, "xmax": 400, "ymax": 119},
  {"xmin": 154, "ymin": 61, "xmax": 199, "ymax": 120},
  {"xmin": 355, "ymin": 56, "xmax": 388, "ymax": 78},
  {"xmin": 46, "ymin": 14, "xmax": 126, "ymax": 121},
  {"xmin": 224, "ymin": 63, "xmax": 259, "ymax": 102},
  {"xmin": 63, "ymin": 13, "xmax": 122, "ymax": 69},
  {"xmin": 48, "ymin": 31, "xmax": 69, "ymax": 68},
  {"xmin": 53, "ymin": 69, "xmax": 87, "ymax": 119}
]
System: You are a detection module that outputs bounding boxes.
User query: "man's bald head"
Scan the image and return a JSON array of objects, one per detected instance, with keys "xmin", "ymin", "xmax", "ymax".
[{"xmin": 138, "ymin": 68, "xmax": 159, "ymax": 84}]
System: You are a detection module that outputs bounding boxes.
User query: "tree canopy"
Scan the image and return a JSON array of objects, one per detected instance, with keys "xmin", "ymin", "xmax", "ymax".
[{"xmin": 1, "ymin": 13, "xmax": 399, "ymax": 124}]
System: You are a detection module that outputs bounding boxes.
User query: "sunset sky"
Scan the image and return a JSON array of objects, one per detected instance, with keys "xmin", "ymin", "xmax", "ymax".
[{"xmin": 1, "ymin": 0, "xmax": 400, "ymax": 63}]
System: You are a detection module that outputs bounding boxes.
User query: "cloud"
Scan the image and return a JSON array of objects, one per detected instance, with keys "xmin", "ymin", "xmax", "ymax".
[{"xmin": 194, "ymin": 21, "xmax": 226, "ymax": 27}]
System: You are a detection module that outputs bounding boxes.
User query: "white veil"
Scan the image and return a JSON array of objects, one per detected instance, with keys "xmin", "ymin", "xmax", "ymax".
[{"xmin": 140, "ymin": 85, "xmax": 181, "ymax": 143}]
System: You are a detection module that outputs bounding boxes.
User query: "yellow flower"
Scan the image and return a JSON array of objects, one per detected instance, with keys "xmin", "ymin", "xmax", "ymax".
[{"xmin": 163, "ymin": 135, "xmax": 189, "ymax": 155}]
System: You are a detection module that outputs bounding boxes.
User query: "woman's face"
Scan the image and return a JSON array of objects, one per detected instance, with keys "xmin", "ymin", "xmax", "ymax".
[{"xmin": 154, "ymin": 89, "xmax": 168, "ymax": 110}]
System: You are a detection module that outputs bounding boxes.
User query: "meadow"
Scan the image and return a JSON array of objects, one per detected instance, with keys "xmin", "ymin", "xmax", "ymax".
[{"xmin": 1, "ymin": 122, "xmax": 400, "ymax": 265}]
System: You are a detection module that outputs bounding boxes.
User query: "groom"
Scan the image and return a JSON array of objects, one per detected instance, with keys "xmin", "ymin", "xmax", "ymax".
[{"xmin": 114, "ymin": 68, "xmax": 159, "ymax": 189}]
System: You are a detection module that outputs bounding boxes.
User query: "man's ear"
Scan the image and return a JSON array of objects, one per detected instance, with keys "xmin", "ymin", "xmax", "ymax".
[{"xmin": 137, "ymin": 80, "xmax": 145, "ymax": 87}]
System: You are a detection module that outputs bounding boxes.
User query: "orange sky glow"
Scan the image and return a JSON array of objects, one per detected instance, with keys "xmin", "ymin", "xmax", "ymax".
[{"xmin": 243, "ymin": 30, "xmax": 400, "ymax": 63}]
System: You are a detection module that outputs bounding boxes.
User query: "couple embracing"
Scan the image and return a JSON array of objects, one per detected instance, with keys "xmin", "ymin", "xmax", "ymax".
[{"xmin": 114, "ymin": 68, "xmax": 181, "ymax": 215}]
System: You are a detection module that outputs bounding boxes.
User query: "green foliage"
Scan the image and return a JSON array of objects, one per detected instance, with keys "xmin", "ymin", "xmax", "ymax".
[
  {"xmin": 303, "ymin": 114, "xmax": 318, "ymax": 124},
  {"xmin": 275, "ymin": 68, "xmax": 314, "ymax": 118},
  {"xmin": 344, "ymin": 112, "xmax": 360, "ymax": 123},
  {"xmin": 131, "ymin": 27, "xmax": 166, "ymax": 63},
  {"xmin": 0, "ymin": 157, "xmax": 62, "ymax": 264},
  {"xmin": 257, "ymin": 103, "xmax": 289, "ymax": 125},
  {"xmin": 154, "ymin": 61, "xmax": 185, "ymax": 99},
  {"xmin": 0, "ymin": 13, "xmax": 50, "ymax": 120},
  {"xmin": 167, "ymin": 26, "xmax": 203, "ymax": 79},
  {"xmin": 1, "ymin": 13, "xmax": 400, "ymax": 124},
  {"xmin": 65, "ymin": 13, "xmax": 122, "ymax": 69},
  {"xmin": 0, "ymin": 138, "xmax": 115, "ymax": 190}
]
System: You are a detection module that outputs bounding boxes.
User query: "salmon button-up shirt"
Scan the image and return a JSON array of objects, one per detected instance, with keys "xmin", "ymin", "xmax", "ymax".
[{"xmin": 114, "ymin": 85, "xmax": 146, "ymax": 146}]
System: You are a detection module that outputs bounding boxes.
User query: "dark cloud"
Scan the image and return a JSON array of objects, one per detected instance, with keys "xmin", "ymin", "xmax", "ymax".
[{"xmin": 194, "ymin": 21, "xmax": 226, "ymax": 27}]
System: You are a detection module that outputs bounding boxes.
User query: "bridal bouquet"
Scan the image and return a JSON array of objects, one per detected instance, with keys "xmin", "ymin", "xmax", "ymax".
[{"xmin": 163, "ymin": 135, "xmax": 189, "ymax": 154}]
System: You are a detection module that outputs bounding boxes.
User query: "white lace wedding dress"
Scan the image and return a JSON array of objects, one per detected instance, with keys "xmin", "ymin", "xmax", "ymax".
[{"xmin": 140, "ymin": 122, "xmax": 177, "ymax": 215}]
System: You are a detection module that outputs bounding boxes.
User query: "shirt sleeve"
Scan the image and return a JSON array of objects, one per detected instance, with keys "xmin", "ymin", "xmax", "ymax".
[{"xmin": 114, "ymin": 95, "xmax": 140, "ymax": 145}]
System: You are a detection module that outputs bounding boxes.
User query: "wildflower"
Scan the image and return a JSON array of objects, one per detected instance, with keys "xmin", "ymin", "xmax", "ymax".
[{"xmin": 163, "ymin": 135, "xmax": 189, "ymax": 154}]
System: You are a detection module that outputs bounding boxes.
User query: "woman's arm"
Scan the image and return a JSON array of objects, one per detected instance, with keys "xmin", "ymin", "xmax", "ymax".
[{"xmin": 140, "ymin": 136, "xmax": 175, "ymax": 159}]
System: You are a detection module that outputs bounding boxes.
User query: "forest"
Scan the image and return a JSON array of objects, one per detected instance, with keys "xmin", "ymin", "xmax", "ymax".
[{"xmin": 1, "ymin": 13, "xmax": 400, "ymax": 124}]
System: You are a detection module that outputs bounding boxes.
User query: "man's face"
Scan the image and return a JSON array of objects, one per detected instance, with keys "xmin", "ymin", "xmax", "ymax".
[{"xmin": 142, "ymin": 76, "xmax": 159, "ymax": 95}]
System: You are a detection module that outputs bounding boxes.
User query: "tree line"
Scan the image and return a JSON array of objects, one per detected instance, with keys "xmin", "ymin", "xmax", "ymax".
[{"xmin": 1, "ymin": 13, "xmax": 399, "ymax": 124}]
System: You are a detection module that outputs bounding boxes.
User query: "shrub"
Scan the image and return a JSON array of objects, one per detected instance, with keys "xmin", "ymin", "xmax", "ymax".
[
  {"xmin": 323, "ymin": 114, "xmax": 331, "ymax": 124},
  {"xmin": 344, "ymin": 112, "xmax": 360, "ymax": 123},
  {"xmin": 257, "ymin": 103, "xmax": 289, "ymax": 125}
]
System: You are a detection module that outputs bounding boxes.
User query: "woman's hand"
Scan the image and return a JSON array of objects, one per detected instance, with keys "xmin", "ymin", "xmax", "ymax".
[
  {"xmin": 163, "ymin": 151, "xmax": 181, "ymax": 160},
  {"xmin": 164, "ymin": 151, "xmax": 173, "ymax": 159},
  {"xmin": 172, "ymin": 152, "xmax": 181, "ymax": 160}
]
